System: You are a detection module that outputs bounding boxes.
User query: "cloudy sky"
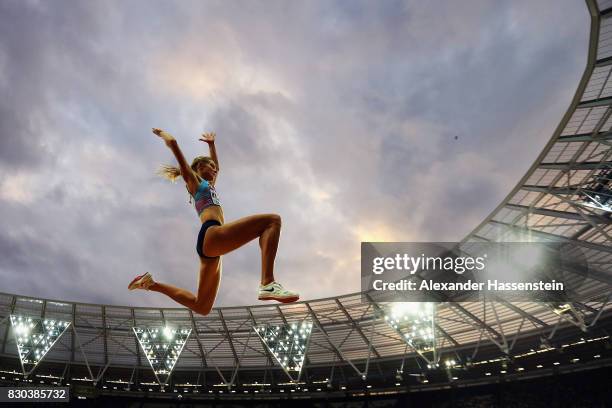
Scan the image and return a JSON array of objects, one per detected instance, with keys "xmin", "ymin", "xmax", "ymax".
[{"xmin": 0, "ymin": 0, "xmax": 588, "ymax": 308}]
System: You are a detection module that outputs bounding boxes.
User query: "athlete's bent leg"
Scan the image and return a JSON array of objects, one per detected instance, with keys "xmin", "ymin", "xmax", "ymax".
[
  {"xmin": 148, "ymin": 282, "xmax": 202, "ymax": 312},
  {"xmin": 148, "ymin": 258, "xmax": 221, "ymax": 316},
  {"xmin": 204, "ymin": 214, "xmax": 281, "ymax": 285}
]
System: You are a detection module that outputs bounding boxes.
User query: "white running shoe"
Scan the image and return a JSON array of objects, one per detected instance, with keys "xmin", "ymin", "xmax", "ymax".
[
  {"xmin": 258, "ymin": 281, "xmax": 299, "ymax": 303},
  {"xmin": 128, "ymin": 272, "xmax": 154, "ymax": 290}
]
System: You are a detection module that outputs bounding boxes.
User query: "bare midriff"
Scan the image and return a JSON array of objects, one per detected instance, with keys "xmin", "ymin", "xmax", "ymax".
[{"xmin": 199, "ymin": 205, "xmax": 224, "ymax": 225}]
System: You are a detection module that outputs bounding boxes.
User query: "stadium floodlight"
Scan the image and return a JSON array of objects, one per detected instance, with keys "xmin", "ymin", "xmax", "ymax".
[
  {"xmin": 548, "ymin": 302, "xmax": 587, "ymax": 331},
  {"xmin": 133, "ymin": 326, "xmax": 191, "ymax": 386},
  {"xmin": 577, "ymin": 168, "xmax": 612, "ymax": 212},
  {"xmin": 10, "ymin": 315, "xmax": 71, "ymax": 376},
  {"xmin": 551, "ymin": 302, "xmax": 572, "ymax": 315},
  {"xmin": 443, "ymin": 358, "xmax": 459, "ymax": 381},
  {"xmin": 254, "ymin": 321, "xmax": 313, "ymax": 382},
  {"xmin": 384, "ymin": 302, "xmax": 438, "ymax": 366},
  {"xmin": 580, "ymin": 190, "xmax": 612, "ymax": 212}
]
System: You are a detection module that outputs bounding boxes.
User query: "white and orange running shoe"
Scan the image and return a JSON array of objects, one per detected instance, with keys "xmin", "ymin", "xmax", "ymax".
[
  {"xmin": 258, "ymin": 281, "xmax": 299, "ymax": 303},
  {"xmin": 128, "ymin": 272, "xmax": 154, "ymax": 291}
]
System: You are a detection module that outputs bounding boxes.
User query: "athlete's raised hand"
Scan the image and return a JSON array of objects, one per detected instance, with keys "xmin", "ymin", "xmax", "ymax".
[
  {"xmin": 152, "ymin": 128, "xmax": 176, "ymax": 146},
  {"xmin": 199, "ymin": 131, "xmax": 216, "ymax": 144},
  {"xmin": 200, "ymin": 131, "xmax": 219, "ymax": 178}
]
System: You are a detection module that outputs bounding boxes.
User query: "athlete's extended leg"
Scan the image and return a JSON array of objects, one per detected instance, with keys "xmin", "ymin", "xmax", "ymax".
[
  {"xmin": 204, "ymin": 214, "xmax": 281, "ymax": 285},
  {"xmin": 145, "ymin": 257, "xmax": 222, "ymax": 316}
]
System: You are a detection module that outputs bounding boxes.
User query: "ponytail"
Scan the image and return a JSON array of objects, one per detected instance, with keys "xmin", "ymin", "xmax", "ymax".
[
  {"xmin": 157, "ymin": 156, "xmax": 213, "ymax": 183},
  {"xmin": 157, "ymin": 164, "xmax": 182, "ymax": 183}
]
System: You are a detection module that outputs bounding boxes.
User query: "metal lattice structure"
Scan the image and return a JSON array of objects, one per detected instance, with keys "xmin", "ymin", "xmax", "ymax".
[{"xmin": 0, "ymin": 0, "xmax": 611, "ymax": 397}]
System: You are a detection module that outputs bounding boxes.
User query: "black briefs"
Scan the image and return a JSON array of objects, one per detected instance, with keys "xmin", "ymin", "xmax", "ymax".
[{"xmin": 196, "ymin": 220, "xmax": 221, "ymax": 258}]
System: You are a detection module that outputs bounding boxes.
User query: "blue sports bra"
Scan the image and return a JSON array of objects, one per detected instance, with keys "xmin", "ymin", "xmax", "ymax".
[{"xmin": 193, "ymin": 178, "xmax": 221, "ymax": 215}]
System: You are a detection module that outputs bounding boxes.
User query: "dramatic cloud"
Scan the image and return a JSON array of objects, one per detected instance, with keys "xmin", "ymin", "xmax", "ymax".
[{"xmin": 0, "ymin": 0, "xmax": 587, "ymax": 307}]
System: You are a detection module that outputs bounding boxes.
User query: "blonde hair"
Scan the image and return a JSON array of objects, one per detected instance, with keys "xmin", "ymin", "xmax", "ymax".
[{"xmin": 157, "ymin": 156, "xmax": 214, "ymax": 183}]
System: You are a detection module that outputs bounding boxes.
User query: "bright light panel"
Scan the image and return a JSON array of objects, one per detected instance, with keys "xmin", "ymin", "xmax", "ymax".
[
  {"xmin": 10, "ymin": 315, "xmax": 71, "ymax": 374},
  {"xmin": 133, "ymin": 326, "xmax": 191, "ymax": 385}
]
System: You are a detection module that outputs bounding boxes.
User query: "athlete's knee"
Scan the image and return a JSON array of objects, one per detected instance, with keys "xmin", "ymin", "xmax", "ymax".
[
  {"xmin": 193, "ymin": 299, "xmax": 214, "ymax": 316},
  {"xmin": 194, "ymin": 305, "xmax": 212, "ymax": 316},
  {"xmin": 267, "ymin": 213, "xmax": 281, "ymax": 228}
]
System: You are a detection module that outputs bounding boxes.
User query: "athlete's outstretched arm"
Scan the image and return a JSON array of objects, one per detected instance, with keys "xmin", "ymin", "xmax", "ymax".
[
  {"xmin": 153, "ymin": 128, "xmax": 199, "ymax": 194},
  {"xmin": 200, "ymin": 131, "xmax": 219, "ymax": 183}
]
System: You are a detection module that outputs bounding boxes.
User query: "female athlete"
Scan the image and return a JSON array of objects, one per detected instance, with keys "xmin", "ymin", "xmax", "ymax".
[{"xmin": 127, "ymin": 128, "xmax": 299, "ymax": 315}]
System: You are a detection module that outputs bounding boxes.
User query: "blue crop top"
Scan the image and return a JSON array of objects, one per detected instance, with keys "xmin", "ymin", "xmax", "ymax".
[{"xmin": 193, "ymin": 179, "xmax": 221, "ymax": 215}]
